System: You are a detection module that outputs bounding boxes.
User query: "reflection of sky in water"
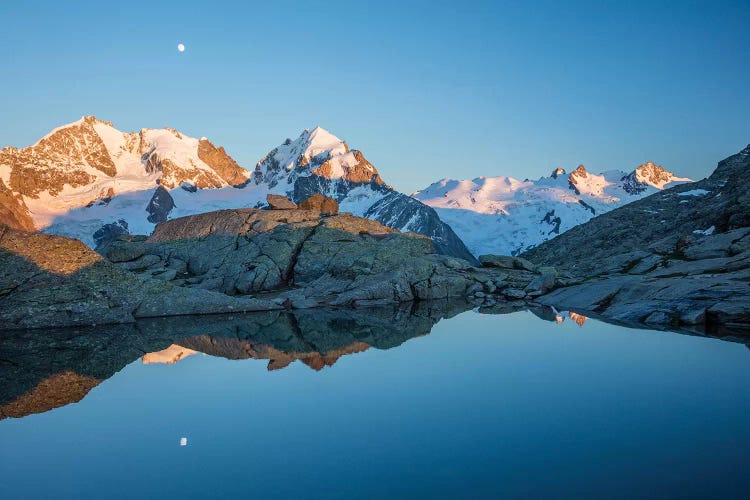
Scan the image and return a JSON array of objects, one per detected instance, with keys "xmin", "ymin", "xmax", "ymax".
[{"xmin": 1, "ymin": 309, "xmax": 750, "ymax": 498}]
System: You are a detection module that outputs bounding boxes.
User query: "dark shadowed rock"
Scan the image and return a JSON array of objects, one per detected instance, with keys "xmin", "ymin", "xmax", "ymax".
[
  {"xmin": 480, "ymin": 255, "xmax": 536, "ymax": 271},
  {"xmin": 0, "ymin": 223, "xmax": 282, "ymax": 331},
  {"xmin": 363, "ymin": 192, "xmax": 479, "ymax": 264},
  {"xmin": 146, "ymin": 186, "xmax": 175, "ymax": 223},
  {"xmin": 92, "ymin": 219, "xmax": 129, "ymax": 247}
]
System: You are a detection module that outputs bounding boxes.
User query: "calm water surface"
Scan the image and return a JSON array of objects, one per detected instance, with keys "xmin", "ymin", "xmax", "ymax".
[{"xmin": 1, "ymin": 307, "xmax": 749, "ymax": 499}]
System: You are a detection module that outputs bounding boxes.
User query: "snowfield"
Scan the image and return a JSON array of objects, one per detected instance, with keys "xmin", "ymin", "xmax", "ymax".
[{"xmin": 413, "ymin": 164, "xmax": 691, "ymax": 256}]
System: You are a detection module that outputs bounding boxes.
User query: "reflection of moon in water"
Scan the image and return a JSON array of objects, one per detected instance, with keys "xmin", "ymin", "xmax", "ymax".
[{"xmin": 177, "ymin": 43, "xmax": 185, "ymax": 52}]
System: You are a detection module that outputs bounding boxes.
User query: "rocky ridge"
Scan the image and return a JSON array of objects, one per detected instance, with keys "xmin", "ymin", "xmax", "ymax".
[
  {"xmin": 525, "ymin": 144, "xmax": 750, "ymax": 331},
  {"xmin": 98, "ymin": 196, "xmax": 552, "ymax": 311}
]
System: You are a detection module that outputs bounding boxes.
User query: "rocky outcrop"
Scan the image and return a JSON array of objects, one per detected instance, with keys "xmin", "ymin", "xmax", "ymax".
[
  {"xmin": 98, "ymin": 208, "xmax": 546, "ymax": 310},
  {"xmin": 479, "ymin": 255, "xmax": 536, "ymax": 271},
  {"xmin": 527, "ymin": 144, "xmax": 750, "ymax": 331},
  {"xmin": 0, "ymin": 179, "xmax": 35, "ymax": 231},
  {"xmin": 621, "ymin": 162, "xmax": 680, "ymax": 195},
  {"xmin": 363, "ymin": 192, "xmax": 479, "ymax": 264},
  {"xmin": 298, "ymin": 193, "xmax": 338, "ymax": 213},
  {"xmin": 197, "ymin": 138, "xmax": 250, "ymax": 187},
  {"xmin": 266, "ymin": 194, "xmax": 298, "ymax": 210},
  {"xmin": 0, "ymin": 223, "xmax": 282, "ymax": 330},
  {"xmin": 146, "ymin": 186, "xmax": 175, "ymax": 223}
]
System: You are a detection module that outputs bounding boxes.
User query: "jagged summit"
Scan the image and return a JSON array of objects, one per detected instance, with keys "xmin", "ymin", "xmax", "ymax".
[
  {"xmin": 253, "ymin": 126, "xmax": 384, "ymax": 190},
  {"xmin": 0, "ymin": 118, "xmax": 475, "ymax": 262},
  {"xmin": 633, "ymin": 161, "xmax": 683, "ymax": 188},
  {"xmin": 621, "ymin": 161, "xmax": 689, "ymax": 195},
  {"xmin": 551, "ymin": 167, "xmax": 566, "ymax": 179}
]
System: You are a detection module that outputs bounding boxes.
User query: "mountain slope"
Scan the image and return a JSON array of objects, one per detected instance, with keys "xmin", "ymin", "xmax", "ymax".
[
  {"xmin": 524, "ymin": 145, "xmax": 750, "ymax": 274},
  {"xmin": 413, "ymin": 163, "xmax": 690, "ymax": 256},
  {"xmin": 250, "ymin": 126, "xmax": 476, "ymax": 262},
  {"xmin": 0, "ymin": 118, "xmax": 475, "ymax": 262},
  {"xmin": 525, "ymin": 145, "xmax": 750, "ymax": 329}
]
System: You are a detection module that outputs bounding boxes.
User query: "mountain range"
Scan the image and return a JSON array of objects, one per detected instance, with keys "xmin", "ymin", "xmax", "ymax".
[
  {"xmin": 413, "ymin": 162, "xmax": 690, "ymax": 256},
  {"xmin": 1, "ymin": 116, "xmax": 694, "ymax": 261},
  {"xmin": 0, "ymin": 117, "xmax": 475, "ymax": 261}
]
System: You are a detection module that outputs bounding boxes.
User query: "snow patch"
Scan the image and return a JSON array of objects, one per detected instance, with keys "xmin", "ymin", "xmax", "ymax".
[
  {"xmin": 678, "ymin": 189, "xmax": 710, "ymax": 197},
  {"xmin": 693, "ymin": 226, "xmax": 716, "ymax": 236}
]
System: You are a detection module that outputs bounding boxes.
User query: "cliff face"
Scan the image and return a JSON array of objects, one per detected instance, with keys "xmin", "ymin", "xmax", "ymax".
[{"xmin": 0, "ymin": 180, "xmax": 34, "ymax": 231}]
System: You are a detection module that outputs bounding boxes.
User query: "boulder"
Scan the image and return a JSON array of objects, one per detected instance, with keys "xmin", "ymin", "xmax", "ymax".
[
  {"xmin": 104, "ymin": 240, "xmax": 145, "ymax": 263},
  {"xmin": 299, "ymin": 193, "xmax": 339, "ymax": 214},
  {"xmin": 525, "ymin": 272, "xmax": 557, "ymax": 296},
  {"xmin": 479, "ymin": 254, "xmax": 536, "ymax": 272},
  {"xmin": 266, "ymin": 194, "xmax": 297, "ymax": 210}
]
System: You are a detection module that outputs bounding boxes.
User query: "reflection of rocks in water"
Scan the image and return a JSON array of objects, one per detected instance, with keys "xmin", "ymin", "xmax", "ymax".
[
  {"xmin": 0, "ymin": 371, "xmax": 100, "ymax": 420},
  {"xmin": 142, "ymin": 344, "xmax": 199, "ymax": 365},
  {"xmin": 170, "ymin": 305, "xmax": 465, "ymax": 371},
  {"xmin": 0, "ymin": 322, "xmax": 175, "ymax": 420},
  {"xmin": 569, "ymin": 312, "xmax": 588, "ymax": 327},
  {"xmin": 3, "ymin": 300, "xmax": 748, "ymax": 420},
  {"xmin": 0, "ymin": 301, "xmax": 471, "ymax": 419},
  {"xmin": 176, "ymin": 337, "xmax": 371, "ymax": 371}
]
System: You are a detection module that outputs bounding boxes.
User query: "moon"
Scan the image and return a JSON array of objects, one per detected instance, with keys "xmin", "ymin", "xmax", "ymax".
[{"xmin": 177, "ymin": 43, "xmax": 185, "ymax": 52}]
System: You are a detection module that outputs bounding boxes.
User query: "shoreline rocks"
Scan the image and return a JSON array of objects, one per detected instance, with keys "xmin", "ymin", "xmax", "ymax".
[{"xmin": 525, "ymin": 144, "xmax": 750, "ymax": 332}]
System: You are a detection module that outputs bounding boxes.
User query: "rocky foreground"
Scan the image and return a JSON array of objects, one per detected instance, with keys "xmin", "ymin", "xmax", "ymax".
[
  {"xmin": 0, "ymin": 195, "xmax": 558, "ymax": 331},
  {"xmin": 525, "ymin": 144, "xmax": 750, "ymax": 331}
]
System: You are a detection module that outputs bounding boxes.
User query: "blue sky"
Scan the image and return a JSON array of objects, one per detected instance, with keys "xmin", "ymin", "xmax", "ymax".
[{"xmin": 1, "ymin": 0, "xmax": 748, "ymax": 193}]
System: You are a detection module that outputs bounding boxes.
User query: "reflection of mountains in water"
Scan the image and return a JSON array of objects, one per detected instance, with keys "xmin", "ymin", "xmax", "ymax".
[
  {"xmin": 2, "ymin": 301, "xmax": 748, "ymax": 420},
  {"xmin": 0, "ymin": 301, "xmax": 469, "ymax": 420}
]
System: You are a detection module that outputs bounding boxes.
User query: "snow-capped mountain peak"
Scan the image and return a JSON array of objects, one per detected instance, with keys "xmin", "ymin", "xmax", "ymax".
[
  {"xmin": 551, "ymin": 167, "xmax": 566, "ymax": 179},
  {"xmin": 634, "ymin": 161, "xmax": 688, "ymax": 188},
  {"xmin": 0, "ymin": 117, "xmax": 251, "ymax": 235},
  {"xmin": 414, "ymin": 162, "xmax": 692, "ymax": 256},
  {"xmin": 254, "ymin": 126, "xmax": 384, "ymax": 191},
  {"xmin": 0, "ymin": 119, "xmax": 476, "ymax": 262},
  {"xmin": 621, "ymin": 161, "xmax": 690, "ymax": 195}
]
